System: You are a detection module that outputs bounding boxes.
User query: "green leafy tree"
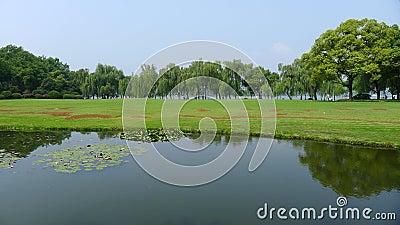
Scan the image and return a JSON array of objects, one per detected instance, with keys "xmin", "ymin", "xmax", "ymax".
[
  {"xmin": 387, "ymin": 24, "xmax": 400, "ymax": 99},
  {"xmin": 306, "ymin": 18, "xmax": 397, "ymax": 100},
  {"xmin": 307, "ymin": 19, "xmax": 368, "ymax": 100},
  {"xmin": 0, "ymin": 45, "xmax": 47, "ymax": 93},
  {"xmin": 118, "ymin": 76, "xmax": 130, "ymax": 98},
  {"xmin": 277, "ymin": 63, "xmax": 297, "ymax": 100}
]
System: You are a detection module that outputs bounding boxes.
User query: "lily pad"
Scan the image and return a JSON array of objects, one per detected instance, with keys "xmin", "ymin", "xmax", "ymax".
[
  {"xmin": 0, "ymin": 152, "xmax": 20, "ymax": 169},
  {"xmin": 34, "ymin": 144, "xmax": 131, "ymax": 173},
  {"xmin": 120, "ymin": 128, "xmax": 185, "ymax": 142}
]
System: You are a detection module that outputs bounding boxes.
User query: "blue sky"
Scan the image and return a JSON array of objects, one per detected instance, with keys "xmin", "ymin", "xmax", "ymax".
[{"xmin": 1, "ymin": 0, "xmax": 399, "ymax": 74}]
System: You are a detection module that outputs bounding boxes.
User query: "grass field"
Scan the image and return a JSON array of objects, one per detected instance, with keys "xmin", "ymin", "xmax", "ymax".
[{"xmin": 0, "ymin": 99, "xmax": 399, "ymax": 149}]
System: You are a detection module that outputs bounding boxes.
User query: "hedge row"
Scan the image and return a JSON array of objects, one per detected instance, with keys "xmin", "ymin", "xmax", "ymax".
[{"xmin": 0, "ymin": 90, "xmax": 83, "ymax": 99}]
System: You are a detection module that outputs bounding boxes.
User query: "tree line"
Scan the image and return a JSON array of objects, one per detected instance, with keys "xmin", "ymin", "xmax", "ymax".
[
  {"xmin": 0, "ymin": 45, "xmax": 130, "ymax": 99},
  {"xmin": 0, "ymin": 18, "xmax": 399, "ymax": 100},
  {"xmin": 126, "ymin": 61, "xmax": 276, "ymax": 99},
  {"xmin": 126, "ymin": 18, "xmax": 400, "ymax": 101}
]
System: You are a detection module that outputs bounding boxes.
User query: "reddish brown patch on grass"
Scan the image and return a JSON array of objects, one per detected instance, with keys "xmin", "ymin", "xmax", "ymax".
[
  {"xmin": 372, "ymin": 108, "xmax": 387, "ymax": 111},
  {"xmin": 303, "ymin": 109, "xmax": 314, "ymax": 112},
  {"xmin": 127, "ymin": 115, "xmax": 151, "ymax": 119},
  {"xmin": 27, "ymin": 111, "xmax": 72, "ymax": 116},
  {"xmin": 41, "ymin": 112, "xmax": 72, "ymax": 116},
  {"xmin": 18, "ymin": 111, "xmax": 72, "ymax": 116},
  {"xmin": 65, "ymin": 114, "xmax": 115, "ymax": 120},
  {"xmin": 0, "ymin": 110, "xmax": 72, "ymax": 117},
  {"xmin": 245, "ymin": 108, "xmax": 253, "ymax": 110},
  {"xmin": 0, "ymin": 110, "xmax": 17, "ymax": 113},
  {"xmin": 196, "ymin": 108, "xmax": 210, "ymax": 112},
  {"xmin": 335, "ymin": 108, "xmax": 354, "ymax": 111}
]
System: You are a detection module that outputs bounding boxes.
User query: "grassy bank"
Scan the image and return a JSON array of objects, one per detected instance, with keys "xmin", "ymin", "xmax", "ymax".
[{"xmin": 0, "ymin": 99, "xmax": 399, "ymax": 149}]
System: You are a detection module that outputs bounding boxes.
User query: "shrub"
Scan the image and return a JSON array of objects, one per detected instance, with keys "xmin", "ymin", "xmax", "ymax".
[
  {"xmin": 63, "ymin": 94, "xmax": 75, "ymax": 99},
  {"xmin": 0, "ymin": 94, "xmax": 5, "ymax": 100},
  {"xmin": 1, "ymin": 91, "xmax": 12, "ymax": 99},
  {"xmin": 32, "ymin": 89, "xmax": 45, "ymax": 95},
  {"xmin": 11, "ymin": 93, "xmax": 22, "ymax": 99},
  {"xmin": 48, "ymin": 90, "xmax": 62, "ymax": 99},
  {"xmin": 71, "ymin": 92, "xmax": 80, "ymax": 95},
  {"xmin": 63, "ymin": 94, "xmax": 84, "ymax": 99}
]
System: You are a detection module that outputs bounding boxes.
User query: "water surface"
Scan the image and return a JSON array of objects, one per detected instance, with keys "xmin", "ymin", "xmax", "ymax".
[{"xmin": 0, "ymin": 131, "xmax": 399, "ymax": 225}]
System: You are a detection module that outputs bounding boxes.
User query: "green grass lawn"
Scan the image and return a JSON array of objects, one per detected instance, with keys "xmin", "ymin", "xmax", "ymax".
[{"xmin": 0, "ymin": 99, "xmax": 399, "ymax": 149}]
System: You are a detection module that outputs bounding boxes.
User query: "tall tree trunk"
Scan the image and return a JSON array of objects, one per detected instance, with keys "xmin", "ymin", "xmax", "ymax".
[
  {"xmin": 375, "ymin": 82, "xmax": 380, "ymax": 100},
  {"xmin": 313, "ymin": 87, "xmax": 317, "ymax": 100},
  {"xmin": 348, "ymin": 78, "xmax": 353, "ymax": 101},
  {"xmin": 286, "ymin": 90, "xmax": 292, "ymax": 100}
]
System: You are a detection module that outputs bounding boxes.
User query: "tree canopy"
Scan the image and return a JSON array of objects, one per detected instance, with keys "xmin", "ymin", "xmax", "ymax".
[
  {"xmin": 304, "ymin": 18, "xmax": 399, "ymax": 100},
  {"xmin": 0, "ymin": 45, "xmax": 129, "ymax": 99},
  {"xmin": 126, "ymin": 60, "xmax": 275, "ymax": 99},
  {"xmin": 0, "ymin": 18, "xmax": 398, "ymax": 100}
]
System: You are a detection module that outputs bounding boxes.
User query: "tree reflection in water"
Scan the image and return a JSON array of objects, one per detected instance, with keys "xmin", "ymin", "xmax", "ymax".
[
  {"xmin": 298, "ymin": 141, "xmax": 400, "ymax": 198},
  {"xmin": 0, "ymin": 131, "xmax": 71, "ymax": 168}
]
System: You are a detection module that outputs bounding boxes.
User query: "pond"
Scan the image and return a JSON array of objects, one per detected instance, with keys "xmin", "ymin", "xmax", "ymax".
[{"xmin": 0, "ymin": 131, "xmax": 399, "ymax": 225}]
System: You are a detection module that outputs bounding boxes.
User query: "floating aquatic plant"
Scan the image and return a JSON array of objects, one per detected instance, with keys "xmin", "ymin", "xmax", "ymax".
[
  {"xmin": 120, "ymin": 128, "xmax": 185, "ymax": 143},
  {"xmin": 34, "ymin": 144, "xmax": 131, "ymax": 173},
  {"xmin": 0, "ymin": 149, "xmax": 20, "ymax": 169}
]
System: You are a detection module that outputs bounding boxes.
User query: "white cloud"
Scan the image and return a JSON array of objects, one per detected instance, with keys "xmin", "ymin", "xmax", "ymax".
[{"xmin": 271, "ymin": 42, "xmax": 293, "ymax": 55}]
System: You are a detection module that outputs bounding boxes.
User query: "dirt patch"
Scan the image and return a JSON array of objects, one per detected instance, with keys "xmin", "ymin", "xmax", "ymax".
[
  {"xmin": 303, "ymin": 109, "xmax": 314, "ymax": 112},
  {"xmin": 245, "ymin": 108, "xmax": 253, "ymax": 110},
  {"xmin": 40, "ymin": 112, "xmax": 72, "ymax": 116},
  {"xmin": 65, "ymin": 114, "xmax": 115, "ymax": 120},
  {"xmin": 128, "ymin": 115, "xmax": 152, "ymax": 119},
  {"xmin": 0, "ymin": 110, "xmax": 72, "ymax": 117},
  {"xmin": 0, "ymin": 110, "xmax": 17, "ymax": 113},
  {"xmin": 196, "ymin": 108, "xmax": 210, "ymax": 112},
  {"xmin": 18, "ymin": 111, "xmax": 72, "ymax": 116},
  {"xmin": 372, "ymin": 108, "xmax": 387, "ymax": 111},
  {"xmin": 335, "ymin": 108, "xmax": 354, "ymax": 111}
]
